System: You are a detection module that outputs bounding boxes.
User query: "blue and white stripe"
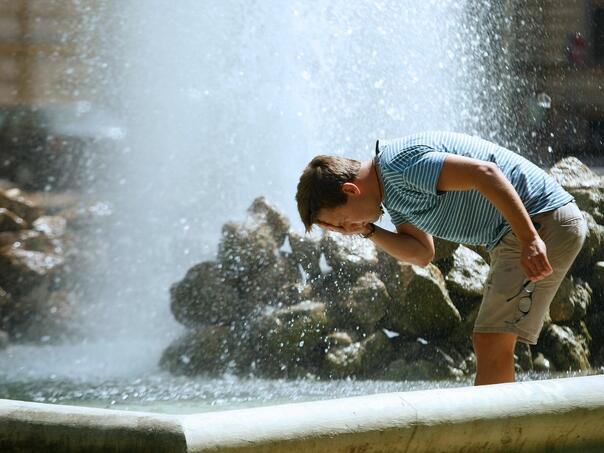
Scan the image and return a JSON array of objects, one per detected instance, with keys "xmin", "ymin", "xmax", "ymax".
[{"xmin": 376, "ymin": 131, "xmax": 573, "ymax": 250}]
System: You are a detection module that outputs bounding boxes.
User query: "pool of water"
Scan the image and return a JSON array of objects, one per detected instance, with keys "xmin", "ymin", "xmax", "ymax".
[{"xmin": 1, "ymin": 341, "xmax": 599, "ymax": 415}]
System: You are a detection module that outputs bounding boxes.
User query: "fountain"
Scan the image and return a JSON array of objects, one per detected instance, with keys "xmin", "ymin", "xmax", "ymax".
[{"xmin": 0, "ymin": 0, "xmax": 601, "ymax": 419}]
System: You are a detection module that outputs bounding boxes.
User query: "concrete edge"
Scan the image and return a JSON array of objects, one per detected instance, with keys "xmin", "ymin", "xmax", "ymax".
[
  {"xmin": 0, "ymin": 399, "xmax": 186, "ymax": 452},
  {"xmin": 1, "ymin": 375, "xmax": 604, "ymax": 452}
]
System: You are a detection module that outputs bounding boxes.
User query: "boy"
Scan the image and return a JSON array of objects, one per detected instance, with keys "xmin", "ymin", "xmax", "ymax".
[{"xmin": 296, "ymin": 131, "xmax": 587, "ymax": 385}]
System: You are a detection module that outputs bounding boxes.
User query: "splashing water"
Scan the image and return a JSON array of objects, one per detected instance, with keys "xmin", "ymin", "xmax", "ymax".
[{"xmin": 0, "ymin": 0, "xmax": 543, "ymax": 410}]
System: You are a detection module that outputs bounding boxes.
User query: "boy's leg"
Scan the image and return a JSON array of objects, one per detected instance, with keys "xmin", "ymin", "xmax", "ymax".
[
  {"xmin": 473, "ymin": 332, "xmax": 517, "ymax": 385},
  {"xmin": 473, "ymin": 202, "xmax": 587, "ymax": 385}
]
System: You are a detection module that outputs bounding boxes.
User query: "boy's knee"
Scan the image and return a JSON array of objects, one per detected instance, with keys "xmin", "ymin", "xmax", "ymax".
[{"xmin": 473, "ymin": 332, "xmax": 517, "ymax": 357}]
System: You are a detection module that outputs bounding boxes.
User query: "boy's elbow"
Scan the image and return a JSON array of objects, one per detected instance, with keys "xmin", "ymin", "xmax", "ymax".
[
  {"xmin": 476, "ymin": 162, "xmax": 500, "ymax": 186},
  {"xmin": 411, "ymin": 248, "xmax": 434, "ymax": 267},
  {"xmin": 422, "ymin": 242, "xmax": 435, "ymax": 267},
  {"xmin": 417, "ymin": 253, "xmax": 434, "ymax": 267}
]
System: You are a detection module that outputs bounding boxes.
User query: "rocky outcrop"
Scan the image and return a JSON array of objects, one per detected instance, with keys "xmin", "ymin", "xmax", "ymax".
[
  {"xmin": 550, "ymin": 157, "xmax": 604, "ymax": 224},
  {"xmin": 289, "ymin": 231, "xmax": 321, "ymax": 280},
  {"xmin": 161, "ymin": 156, "xmax": 604, "ymax": 380},
  {"xmin": 0, "ymin": 186, "xmax": 81, "ymax": 344},
  {"xmin": 326, "ymin": 272, "xmax": 389, "ymax": 333},
  {"xmin": 541, "ymin": 324, "xmax": 590, "ymax": 371},
  {"xmin": 571, "ymin": 211, "xmax": 604, "ymax": 274},
  {"xmin": 158, "ymin": 325, "xmax": 234, "ymax": 376},
  {"xmin": 323, "ymin": 331, "xmax": 394, "ymax": 378},
  {"xmin": 445, "ymin": 246, "xmax": 489, "ymax": 315},
  {"xmin": 320, "ymin": 231, "xmax": 379, "ymax": 282},
  {"xmin": 170, "ymin": 261, "xmax": 243, "ymax": 327},
  {"xmin": 384, "ymin": 263, "xmax": 462, "ymax": 338},
  {"xmin": 549, "ymin": 277, "xmax": 592, "ymax": 323},
  {"xmin": 243, "ymin": 300, "xmax": 329, "ymax": 378}
]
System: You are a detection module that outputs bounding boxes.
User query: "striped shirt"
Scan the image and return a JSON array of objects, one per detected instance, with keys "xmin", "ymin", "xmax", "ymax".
[{"xmin": 376, "ymin": 131, "xmax": 573, "ymax": 250}]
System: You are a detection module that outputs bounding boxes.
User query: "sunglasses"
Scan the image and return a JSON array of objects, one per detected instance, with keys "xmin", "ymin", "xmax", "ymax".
[{"xmin": 505, "ymin": 280, "xmax": 536, "ymax": 326}]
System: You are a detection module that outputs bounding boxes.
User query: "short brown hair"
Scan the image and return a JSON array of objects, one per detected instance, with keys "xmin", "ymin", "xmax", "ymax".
[{"xmin": 295, "ymin": 155, "xmax": 361, "ymax": 232}]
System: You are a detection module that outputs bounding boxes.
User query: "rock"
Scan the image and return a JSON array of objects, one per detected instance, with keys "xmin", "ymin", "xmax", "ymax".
[
  {"xmin": 588, "ymin": 261, "xmax": 604, "ymax": 309},
  {"xmin": 322, "ymin": 330, "xmax": 393, "ymax": 378},
  {"xmin": 289, "ymin": 231, "xmax": 322, "ymax": 280},
  {"xmin": 380, "ymin": 338, "xmax": 466, "ymax": 381},
  {"xmin": 592, "ymin": 344, "xmax": 604, "ymax": 368},
  {"xmin": 1, "ymin": 285, "xmax": 48, "ymax": 338},
  {"xmin": 7, "ymin": 290, "xmax": 78, "ymax": 342},
  {"xmin": 247, "ymin": 253, "xmax": 301, "ymax": 304},
  {"xmin": 0, "ymin": 229, "xmax": 60, "ymax": 251},
  {"xmin": 32, "ymin": 216, "xmax": 67, "ymax": 239},
  {"xmin": 170, "ymin": 261, "xmax": 244, "ymax": 328},
  {"xmin": 243, "ymin": 300, "xmax": 329, "ymax": 377},
  {"xmin": 159, "ymin": 325, "xmax": 233, "ymax": 376},
  {"xmin": 268, "ymin": 253, "xmax": 307, "ymax": 302},
  {"xmin": 57, "ymin": 201, "xmax": 112, "ymax": 231},
  {"xmin": 585, "ymin": 311, "xmax": 604, "ymax": 341},
  {"xmin": 218, "ymin": 221, "xmax": 279, "ymax": 280},
  {"xmin": 465, "ymin": 244, "xmax": 491, "ymax": 265},
  {"xmin": 246, "ymin": 196, "xmax": 290, "ymax": 248},
  {"xmin": 541, "ymin": 324, "xmax": 590, "ymax": 371},
  {"xmin": 0, "ymin": 230, "xmax": 64, "ymax": 297},
  {"xmin": 0, "ymin": 330, "xmax": 7, "ymax": 349},
  {"xmin": 320, "ymin": 231, "xmax": 379, "ymax": 282},
  {"xmin": 532, "ymin": 352, "xmax": 551, "ymax": 372},
  {"xmin": 447, "ymin": 303, "xmax": 481, "ymax": 351},
  {"xmin": 0, "ymin": 285, "xmax": 15, "ymax": 332},
  {"xmin": 549, "ymin": 277, "xmax": 592, "ymax": 323},
  {"xmin": 0, "ymin": 285, "xmax": 10, "ymax": 312},
  {"xmin": 310, "ymin": 270, "xmax": 346, "ymax": 304},
  {"xmin": 0, "ymin": 208, "xmax": 27, "ymax": 232},
  {"xmin": 570, "ymin": 211, "xmax": 603, "ymax": 274},
  {"xmin": 550, "ymin": 157, "xmax": 602, "ymax": 189},
  {"xmin": 325, "ymin": 331, "xmax": 354, "ymax": 348},
  {"xmin": 217, "ymin": 216, "xmax": 299, "ymax": 302},
  {"xmin": 379, "ymin": 358, "xmax": 412, "ymax": 381},
  {"xmin": 275, "ymin": 281, "xmax": 312, "ymax": 307},
  {"xmin": 550, "ymin": 157, "xmax": 604, "ymax": 223},
  {"xmin": 383, "ymin": 263, "xmax": 462, "ymax": 338},
  {"xmin": 23, "ymin": 191, "xmax": 79, "ymax": 216},
  {"xmin": 326, "ymin": 272, "xmax": 389, "ymax": 333},
  {"xmin": 0, "ymin": 189, "xmax": 43, "ymax": 223},
  {"xmin": 464, "ymin": 351, "xmax": 477, "ymax": 374},
  {"xmin": 577, "ymin": 320, "xmax": 593, "ymax": 346},
  {"xmin": 433, "ymin": 238, "xmax": 459, "ymax": 263},
  {"xmin": 445, "ymin": 246, "xmax": 489, "ymax": 315},
  {"xmin": 569, "ymin": 189, "xmax": 604, "ymax": 225},
  {"xmin": 514, "ymin": 342, "xmax": 533, "ymax": 372}
]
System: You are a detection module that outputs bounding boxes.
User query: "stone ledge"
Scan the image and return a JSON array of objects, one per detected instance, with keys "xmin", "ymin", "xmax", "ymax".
[{"xmin": 1, "ymin": 375, "xmax": 604, "ymax": 452}]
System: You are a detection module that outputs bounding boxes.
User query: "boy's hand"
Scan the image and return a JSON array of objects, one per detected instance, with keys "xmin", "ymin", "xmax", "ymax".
[{"xmin": 521, "ymin": 236, "xmax": 553, "ymax": 282}]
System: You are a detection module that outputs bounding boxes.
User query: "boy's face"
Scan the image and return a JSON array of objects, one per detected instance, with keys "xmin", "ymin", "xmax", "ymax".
[{"xmin": 316, "ymin": 194, "xmax": 381, "ymax": 234}]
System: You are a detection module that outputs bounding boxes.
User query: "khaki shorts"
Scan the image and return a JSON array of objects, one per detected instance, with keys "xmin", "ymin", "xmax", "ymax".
[{"xmin": 474, "ymin": 201, "xmax": 587, "ymax": 344}]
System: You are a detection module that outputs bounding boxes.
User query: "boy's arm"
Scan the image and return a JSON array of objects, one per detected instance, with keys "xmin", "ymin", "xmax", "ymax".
[
  {"xmin": 371, "ymin": 223, "xmax": 434, "ymax": 267},
  {"xmin": 436, "ymin": 154, "xmax": 552, "ymax": 282},
  {"xmin": 318, "ymin": 220, "xmax": 434, "ymax": 267}
]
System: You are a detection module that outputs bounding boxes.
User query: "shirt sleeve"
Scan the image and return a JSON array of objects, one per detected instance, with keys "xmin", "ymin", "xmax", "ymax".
[
  {"xmin": 388, "ymin": 145, "xmax": 447, "ymax": 195},
  {"xmin": 387, "ymin": 208, "xmax": 408, "ymax": 227}
]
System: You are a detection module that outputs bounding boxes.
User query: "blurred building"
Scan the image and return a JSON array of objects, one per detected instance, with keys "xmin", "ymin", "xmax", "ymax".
[
  {"xmin": 0, "ymin": 0, "xmax": 601, "ymax": 188},
  {"xmin": 0, "ymin": 0, "xmax": 105, "ymax": 106},
  {"xmin": 518, "ymin": 0, "xmax": 604, "ymax": 159},
  {"xmin": 0, "ymin": 0, "xmax": 118, "ymax": 190}
]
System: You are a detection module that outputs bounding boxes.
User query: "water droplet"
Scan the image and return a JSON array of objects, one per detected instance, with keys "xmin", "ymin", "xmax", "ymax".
[{"xmin": 536, "ymin": 92, "xmax": 551, "ymax": 109}]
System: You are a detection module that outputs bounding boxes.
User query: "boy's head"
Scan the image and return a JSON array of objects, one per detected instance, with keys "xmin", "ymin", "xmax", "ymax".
[
  {"xmin": 296, "ymin": 154, "xmax": 383, "ymax": 234},
  {"xmin": 296, "ymin": 155, "xmax": 361, "ymax": 232}
]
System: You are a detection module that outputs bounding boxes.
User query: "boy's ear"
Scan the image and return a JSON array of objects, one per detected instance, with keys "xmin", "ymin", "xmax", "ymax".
[{"xmin": 341, "ymin": 182, "xmax": 361, "ymax": 195}]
